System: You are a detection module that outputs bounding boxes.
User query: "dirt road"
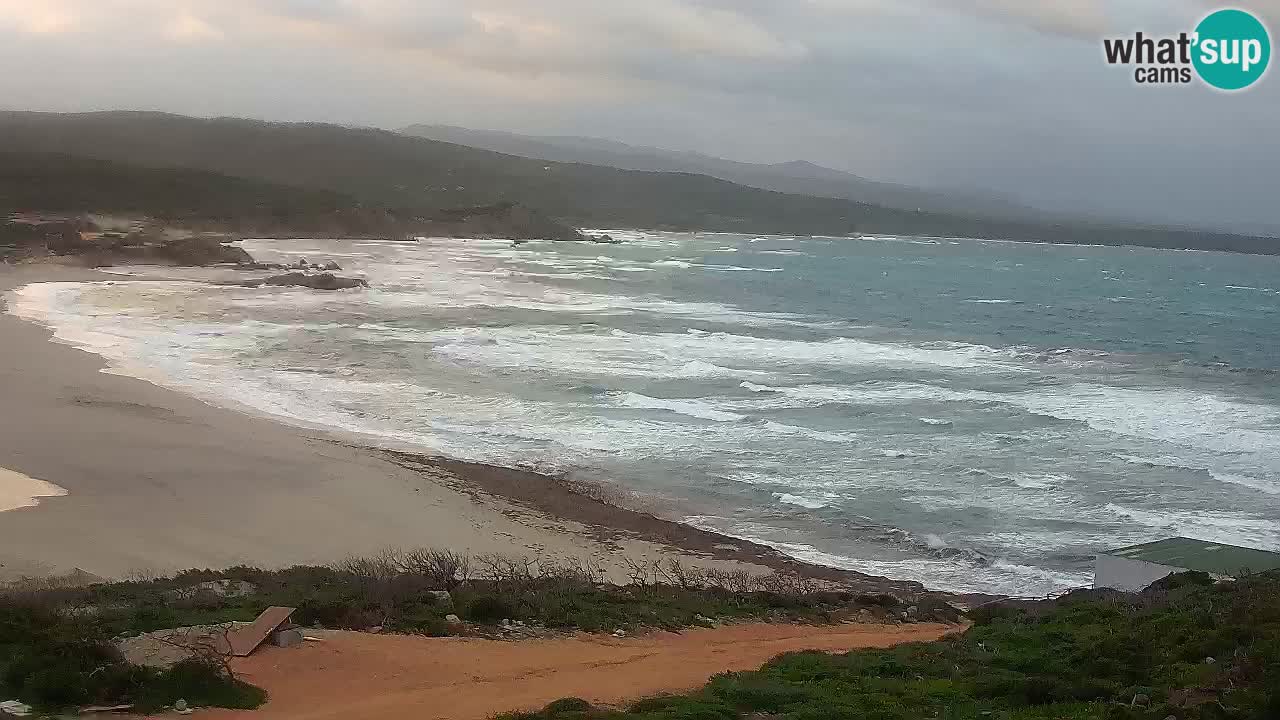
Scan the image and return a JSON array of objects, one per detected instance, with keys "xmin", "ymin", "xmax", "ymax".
[{"xmin": 202, "ymin": 623, "xmax": 954, "ymax": 720}]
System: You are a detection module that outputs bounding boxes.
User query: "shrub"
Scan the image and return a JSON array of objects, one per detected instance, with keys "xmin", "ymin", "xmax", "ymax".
[
  {"xmin": 138, "ymin": 659, "xmax": 266, "ymax": 710},
  {"xmin": 543, "ymin": 697, "xmax": 593, "ymax": 713},
  {"xmin": 0, "ymin": 601, "xmax": 264, "ymax": 712},
  {"xmin": 465, "ymin": 594, "xmax": 517, "ymax": 623}
]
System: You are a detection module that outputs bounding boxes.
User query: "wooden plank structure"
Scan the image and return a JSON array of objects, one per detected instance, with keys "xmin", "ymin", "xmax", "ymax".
[{"xmin": 225, "ymin": 606, "xmax": 296, "ymax": 657}]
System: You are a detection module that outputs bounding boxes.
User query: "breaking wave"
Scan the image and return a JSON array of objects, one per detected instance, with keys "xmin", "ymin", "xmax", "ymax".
[{"xmin": 10, "ymin": 230, "xmax": 1280, "ymax": 598}]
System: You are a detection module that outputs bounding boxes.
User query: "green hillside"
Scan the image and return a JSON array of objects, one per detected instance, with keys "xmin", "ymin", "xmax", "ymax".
[
  {"xmin": 0, "ymin": 151, "xmax": 353, "ymax": 221},
  {"xmin": 0, "ymin": 152, "xmax": 580, "ymax": 240},
  {"xmin": 0, "ymin": 111, "xmax": 1275, "ymax": 254}
]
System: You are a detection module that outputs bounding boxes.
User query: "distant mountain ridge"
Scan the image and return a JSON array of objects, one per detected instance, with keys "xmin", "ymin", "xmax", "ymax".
[
  {"xmin": 400, "ymin": 124, "xmax": 1037, "ymax": 219},
  {"xmin": 0, "ymin": 111, "xmax": 1274, "ymax": 254}
]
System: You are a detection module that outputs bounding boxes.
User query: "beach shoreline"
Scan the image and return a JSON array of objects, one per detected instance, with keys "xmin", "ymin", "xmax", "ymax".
[{"xmin": 0, "ymin": 263, "xmax": 931, "ymax": 597}]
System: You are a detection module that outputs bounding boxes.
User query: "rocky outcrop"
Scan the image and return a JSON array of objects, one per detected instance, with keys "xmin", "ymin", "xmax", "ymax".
[
  {"xmin": 287, "ymin": 258, "xmax": 343, "ymax": 271},
  {"xmin": 243, "ymin": 272, "xmax": 368, "ymax": 290},
  {"xmin": 4, "ymin": 215, "xmax": 259, "ymax": 267},
  {"xmin": 151, "ymin": 235, "xmax": 254, "ymax": 266}
]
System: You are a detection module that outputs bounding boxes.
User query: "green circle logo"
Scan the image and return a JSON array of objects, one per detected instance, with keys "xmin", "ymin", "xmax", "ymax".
[{"xmin": 1193, "ymin": 9, "xmax": 1271, "ymax": 90}]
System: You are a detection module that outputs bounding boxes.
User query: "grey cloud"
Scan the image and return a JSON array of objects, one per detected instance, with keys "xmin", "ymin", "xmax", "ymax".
[{"xmin": 941, "ymin": 0, "xmax": 1106, "ymax": 37}]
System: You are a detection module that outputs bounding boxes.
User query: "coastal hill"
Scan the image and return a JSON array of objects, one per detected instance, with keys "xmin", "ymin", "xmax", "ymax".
[
  {"xmin": 0, "ymin": 152, "xmax": 582, "ymax": 242},
  {"xmin": 0, "ymin": 111, "xmax": 1276, "ymax": 254},
  {"xmin": 401, "ymin": 123, "xmax": 1038, "ymax": 220},
  {"xmin": 0, "ymin": 151, "xmax": 352, "ymax": 222}
]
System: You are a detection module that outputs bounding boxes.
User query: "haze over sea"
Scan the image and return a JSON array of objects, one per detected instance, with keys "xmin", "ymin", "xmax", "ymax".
[{"xmin": 11, "ymin": 231, "xmax": 1280, "ymax": 595}]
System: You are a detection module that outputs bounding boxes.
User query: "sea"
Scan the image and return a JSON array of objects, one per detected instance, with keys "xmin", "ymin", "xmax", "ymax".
[{"xmin": 9, "ymin": 230, "xmax": 1280, "ymax": 596}]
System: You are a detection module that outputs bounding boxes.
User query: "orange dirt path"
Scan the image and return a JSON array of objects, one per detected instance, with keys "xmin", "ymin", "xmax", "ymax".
[{"xmin": 199, "ymin": 623, "xmax": 954, "ymax": 720}]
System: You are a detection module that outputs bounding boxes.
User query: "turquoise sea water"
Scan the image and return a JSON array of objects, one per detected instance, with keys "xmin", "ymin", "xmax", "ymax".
[{"xmin": 12, "ymin": 231, "xmax": 1280, "ymax": 594}]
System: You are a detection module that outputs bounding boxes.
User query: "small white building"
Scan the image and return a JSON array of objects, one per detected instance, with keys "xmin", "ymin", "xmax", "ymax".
[{"xmin": 1095, "ymin": 536, "xmax": 1280, "ymax": 592}]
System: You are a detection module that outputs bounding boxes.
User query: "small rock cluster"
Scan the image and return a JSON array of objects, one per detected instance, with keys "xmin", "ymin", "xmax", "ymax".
[
  {"xmin": 242, "ymin": 271, "xmax": 368, "ymax": 290},
  {"xmin": 286, "ymin": 258, "xmax": 343, "ymax": 271}
]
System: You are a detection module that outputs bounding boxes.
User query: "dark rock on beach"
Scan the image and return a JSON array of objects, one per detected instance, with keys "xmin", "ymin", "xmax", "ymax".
[
  {"xmin": 243, "ymin": 271, "xmax": 368, "ymax": 290},
  {"xmin": 152, "ymin": 235, "xmax": 254, "ymax": 266}
]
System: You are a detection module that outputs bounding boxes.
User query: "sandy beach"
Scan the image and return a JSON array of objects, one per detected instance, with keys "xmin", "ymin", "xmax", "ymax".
[
  {"xmin": 0, "ymin": 265, "xmax": 739, "ymax": 582},
  {"xmin": 0, "ymin": 264, "xmax": 925, "ymax": 592}
]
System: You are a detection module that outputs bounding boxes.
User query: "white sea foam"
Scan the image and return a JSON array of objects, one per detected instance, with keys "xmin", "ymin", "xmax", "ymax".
[
  {"xmin": 1209, "ymin": 471, "xmax": 1280, "ymax": 495},
  {"xmin": 737, "ymin": 381, "xmax": 991, "ymax": 407},
  {"xmin": 760, "ymin": 421, "xmax": 858, "ymax": 443},
  {"xmin": 1010, "ymin": 473, "xmax": 1070, "ymax": 490},
  {"xmin": 10, "ymin": 233, "xmax": 1280, "ymax": 599},
  {"xmin": 877, "ymin": 449, "xmax": 922, "ymax": 458},
  {"xmin": 422, "ymin": 328, "xmax": 1022, "ymax": 383},
  {"xmin": 616, "ymin": 392, "xmax": 743, "ymax": 422},
  {"xmin": 773, "ymin": 493, "xmax": 829, "ymax": 510},
  {"xmin": 672, "ymin": 360, "xmax": 743, "ymax": 378},
  {"xmin": 1105, "ymin": 504, "xmax": 1280, "ymax": 549},
  {"xmin": 740, "ymin": 538, "xmax": 1089, "ymax": 596},
  {"xmin": 724, "ymin": 471, "xmax": 777, "ymax": 486},
  {"xmin": 1114, "ymin": 454, "xmax": 1201, "ymax": 470},
  {"xmin": 919, "ymin": 417, "xmax": 953, "ymax": 426},
  {"xmin": 729, "ymin": 379, "xmax": 1280, "ymax": 470},
  {"xmin": 1013, "ymin": 384, "xmax": 1280, "ymax": 457}
]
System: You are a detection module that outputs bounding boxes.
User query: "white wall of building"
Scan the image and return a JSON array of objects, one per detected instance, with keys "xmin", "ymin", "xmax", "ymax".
[{"xmin": 1094, "ymin": 554, "xmax": 1186, "ymax": 592}]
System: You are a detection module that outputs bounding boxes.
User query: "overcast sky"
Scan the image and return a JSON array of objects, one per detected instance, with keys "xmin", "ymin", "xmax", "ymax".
[{"xmin": 1, "ymin": 0, "xmax": 1277, "ymax": 232}]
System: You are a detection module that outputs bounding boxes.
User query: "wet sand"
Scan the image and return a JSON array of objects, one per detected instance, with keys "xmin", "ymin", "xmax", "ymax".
[
  {"xmin": 203, "ymin": 622, "xmax": 955, "ymax": 720},
  {"xmin": 0, "ymin": 264, "xmax": 922, "ymax": 595}
]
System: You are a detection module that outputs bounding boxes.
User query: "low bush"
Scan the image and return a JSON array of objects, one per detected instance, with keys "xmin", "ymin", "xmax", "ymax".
[
  {"xmin": 4, "ymin": 549, "xmax": 945, "ymax": 642},
  {"xmin": 464, "ymin": 593, "xmax": 518, "ymax": 623}
]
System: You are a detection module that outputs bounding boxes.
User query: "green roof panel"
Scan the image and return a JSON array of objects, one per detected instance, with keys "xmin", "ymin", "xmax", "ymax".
[{"xmin": 1106, "ymin": 537, "xmax": 1280, "ymax": 576}]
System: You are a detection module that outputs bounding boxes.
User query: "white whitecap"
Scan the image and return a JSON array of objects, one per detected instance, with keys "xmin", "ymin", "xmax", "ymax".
[
  {"xmin": 1209, "ymin": 471, "xmax": 1280, "ymax": 496},
  {"xmin": 761, "ymin": 421, "xmax": 857, "ymax": 443},
  {"xmin": 616, "ymin": 392, "xmax": 743, "ymax": 422},
  {"xmin": 773, "ymin": 493, "xmax": 829, "ymax": 510}
]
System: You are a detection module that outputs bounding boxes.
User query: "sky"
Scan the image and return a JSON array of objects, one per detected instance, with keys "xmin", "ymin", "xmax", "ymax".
[{"xmin": 1, "ymin": 0, "xmax": 1277, "ymax": 233}]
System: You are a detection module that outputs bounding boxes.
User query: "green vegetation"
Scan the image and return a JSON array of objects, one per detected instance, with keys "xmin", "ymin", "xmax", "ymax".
[
  {"xmin": 0, "ymin": 154, "xmax": 581, "ymax": 242},
  {"xmin": 4, "ymin": 551, "xmax": 951, "ymax": 641},
  {"xmin": 0, "ymin": 151, "xmax": 355, "ymax": 223},
  {"xmin": 1, "ymin": 111, "xmax": 1275, "ymax": 254},
  {"xmin": 504, "ymin": 572, "xmax": 1280, "ymax": 720},
  {"xmin": 0, "ymin": 601, "xmax": 264, "ymax": 712}
]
